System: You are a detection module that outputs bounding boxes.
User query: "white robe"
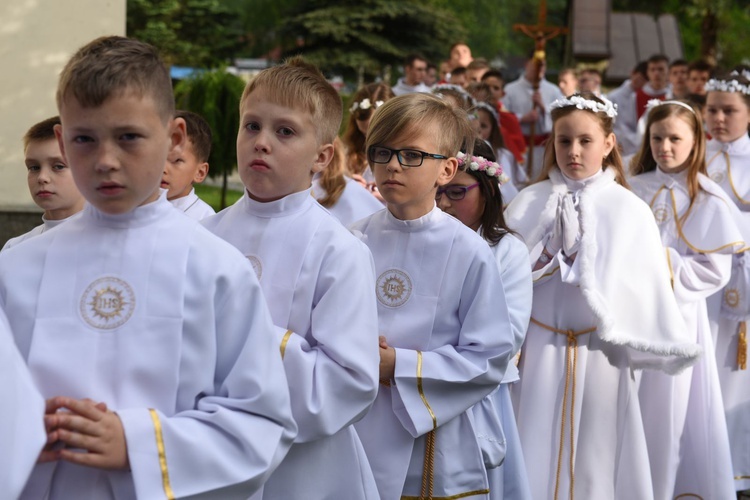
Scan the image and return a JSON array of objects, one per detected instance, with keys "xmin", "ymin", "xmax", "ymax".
[
  {"xmin": 0, "ymin": 306, "xmax": 45, "ymax": 499},
  {"xmin": 202, "ymin": 188, "xmax": 380, "ymax": 500},
  {"xmin": 483, "ymin": 233, "xmax": 533, "ymax": 500},
  {"xmin": 0, "ymin": 194, "xmax": 296, "ymax": 499},
  {"xmin": 311, "ymin": 176, "xmax": 385, "ymax": 226},
  {"xmin": 169, "ymin": 187, "xmax": 215, "ymax": 220},
  {"xmin": 506, "ymin": 168, "xmax": 700, "ymax": 500},
  {"xmin": 607, "ymin": 80, "xmax": 640, "ymax": 157},
  {"xmin": 705, "ymin": 134, "xmax": 750, "ymax": 490},
  {"xmin": 631, "ymin": 169, "xmax": 741, "ymax": 499},
  {"xmin": 392, "ymin": 78, "xmax": 432, "ymax": 96},
  {"xmin": 2, "ymin": 213, "xmax": 79, "ymax": 252},
  {"xmin": 350, "ymin": 206, "xmax": 514, "ymax": 500},
  {"xmin": 502, "ymin": 76, "xmax": 564, "ymax": 180},
  {"xmin": 496, "ymin": 148, "xmax": 521, "ymax": 204}
]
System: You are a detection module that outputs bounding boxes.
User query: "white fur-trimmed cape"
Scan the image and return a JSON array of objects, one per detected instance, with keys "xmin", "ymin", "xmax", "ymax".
[{"xmin": 506, "ymin": 168, "xmax": 702, "ymax": 374}]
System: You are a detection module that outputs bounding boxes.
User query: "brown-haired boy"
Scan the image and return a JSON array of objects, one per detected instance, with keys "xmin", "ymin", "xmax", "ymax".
[
  {"xmin": 202, "ymin": 57, "xmax": 380, "ymax": 499},
  {"xmin": 2, "ymin": 116, "xmax": 84, "ymax": 251},
  {"xmin": 0, "ymin": 36, "xmax": 295, "ymax": 498},
  {"xmin": 162, "ymin": 110, "xmax": 215, "ymax": 219}
]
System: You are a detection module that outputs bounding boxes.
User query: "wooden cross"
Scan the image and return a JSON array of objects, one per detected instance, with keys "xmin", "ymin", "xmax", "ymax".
[{"xmin": 513, "ymin": 0, "xmax": 568, "ymax": 180}]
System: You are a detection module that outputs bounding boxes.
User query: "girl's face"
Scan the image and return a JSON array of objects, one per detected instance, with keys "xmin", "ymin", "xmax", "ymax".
[
  {"xmin": 705, "ymin": 91, "xmax": 750, "ymax": 143},
  {"xmin": 477, "ymin": 110, "xmax": 492, "ymax": 142},
  {"xmin": 649, "ymin": 115, "xmax": 694, "ymax": 174},
  {"xmin": 553, "ymin": 111, "xmax": 615, "ymax": 180},
  {"xmin": 436, "ymin": 169, "xmax": 484, "ymax": 231}
]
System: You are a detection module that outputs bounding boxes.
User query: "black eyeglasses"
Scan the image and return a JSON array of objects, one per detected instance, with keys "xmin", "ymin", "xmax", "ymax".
[
  {"xmin": 368, "ymin": 146, "xmax": 448, "ymax": 168},
  {"xmin": 435, "ymin": 183, "xmax": 479, "ymax": 201}
]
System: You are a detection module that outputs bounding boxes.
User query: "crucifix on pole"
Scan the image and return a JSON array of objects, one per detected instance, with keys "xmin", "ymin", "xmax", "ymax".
[{"xmin": 513, "ymin": 0, "xmax": 568, "ymax": 180}]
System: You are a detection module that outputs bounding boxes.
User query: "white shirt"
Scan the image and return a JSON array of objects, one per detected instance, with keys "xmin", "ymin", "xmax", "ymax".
[
  {"xmin": 311, "ymin": 176, "xmax": 384, "ymax": 226},
  {"xmin": 0, "ymin": 193, "xmax": 296, "ymax": 499},
  {"xmin": 2, "ymin": 213, "xmax": 79, "ymax": 252},
  {"xmin": 502, "ymin": 76, "xmax": 564, "ymax": 136},
  {"xmin": 0, "ymin": 306, "xmax": 44, "ymax": 499},
  {"xmin": 203, "ymin": 188, "xmax": 380, "ymax": 499},
  {"xmin": 392, "ymin": 78, "xmax": 432, "ymax": 96},
  {"xmin": 351, "ymin": 206, "xmax": 514, "ymax": 500},
  {"xmin": 169, "ymin": 187, "xmax": 215, "ymax": 220}
]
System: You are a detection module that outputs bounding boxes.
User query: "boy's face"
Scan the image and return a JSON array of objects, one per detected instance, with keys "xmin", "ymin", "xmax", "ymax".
[
  {"xmin": 483, "ymin": 76, "xmax": 505, "ymax": 101},
  {"xmin": 238, "ymin": 90, "xmax": 333, "ymax": 203},
  {"xmin": 687, "ymin": 70, "xmax": 710, "ymax": 95},
  {"xmin": 647, "ymin": 61, "xmax": 668, "ymax": 89},
  {"xmin": 162, "ymin": 139, "xmax": 208, "ymax": 200},
  {"xmin": 669, "ymin": 65, "xmax": 688, "ymax": 90},
  {"xmin": 558, "ymin": 72, "xmax": 577, "ymax": 97},
  {"xmin": 25, "ymin": 138, "xmax": 84, "ymax": 220},
  {"xmin": 449, "ymin": 73, "xmax": 467, "ymax": 88},
  {"xmin": 467, "ymin": 68, "xmax": 487, "ymax": 83},
  {"xmin": 373, "ymin": 123, "xmax": 457, "ymax": 220},
  {"xmin": 56, "ymin": 91, "xmax": 186, "ymax": 215}
]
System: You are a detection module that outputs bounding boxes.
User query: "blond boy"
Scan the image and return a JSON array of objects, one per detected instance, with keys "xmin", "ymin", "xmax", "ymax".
[
  {"xmin": 0, "ymin": 36, "xmax": 295, "ymax": 498},
  {"xmin": 162, "ymin": 110, "xmax": 215, "ymax": 219},
  {"xmin": 2, "ymin": 116, "xmax": 84, "ymax": 251},
  {"xmin": 202, "ymin": 57, "xmax": 380, "ymax": 499}
]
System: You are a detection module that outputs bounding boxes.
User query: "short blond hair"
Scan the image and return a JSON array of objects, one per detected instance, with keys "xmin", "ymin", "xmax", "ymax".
[
  {"xmin": 56, "ymin": 36, "xmax": 174, "ymax": 122},
  {"xmin": 240, "ymin": 56, "xmax": 342, "ymax": 144},
  {"xmin": 367, "ymin": 93, "xmax": 474, "ymax": 159}
]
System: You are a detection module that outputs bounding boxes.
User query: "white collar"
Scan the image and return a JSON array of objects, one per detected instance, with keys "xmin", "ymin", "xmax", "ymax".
[
  {"xmin": 84, "ymin": 190, "xmax": 172, "ymax": 228},
  {"xmin": 560, "ymin": 168, "xmax": 604, "ymax": 192},
  {"xmin": 385, "ymin": 203, "xmax": 444, "ymax": 232},
  {"xmin": 241, "ymin": 187, "xmax": 313, "ymax": 218},
  {"xmin": 720, "ymin": 133, "xmax": 750, "ymax": 154}
]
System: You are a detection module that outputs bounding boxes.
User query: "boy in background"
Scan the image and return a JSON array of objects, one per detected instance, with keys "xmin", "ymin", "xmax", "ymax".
[
  {"xmin": 203, "ymin": 57, "xmax": 380, "ymax": 499},
  {"xmin": 0, "ymin": 35, "xmax": 295, "ymax": 499},
  {"xmin": 162, "ymin": 110, "xmax": 215, "ymax": 219},
  {"xmin": 3, "ymin": 116, "xmax": 84, "ymax": 250}
]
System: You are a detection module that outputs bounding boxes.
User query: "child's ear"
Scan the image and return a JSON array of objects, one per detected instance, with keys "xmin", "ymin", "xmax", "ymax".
[
  {"xmin": 54, "ymin": 124, "xmax": 68, "ymax": 164},
  {"xmin": 437, "ymin": 156, "xmax": 458, "ymax": 185},
  {"xmin": 311, "ymin": 142, "xmax": 335, "ymax": 174},
  {"xmin": 193, "ymin": 162, "xmax": 209, "ymax": 183},
  {"xmin": 604, "ymin": 132, "xmax": 616, "ymax": 157},
  {"xmin": 168, "ymin": 117, "xmax": 188, "ymax": 158}
]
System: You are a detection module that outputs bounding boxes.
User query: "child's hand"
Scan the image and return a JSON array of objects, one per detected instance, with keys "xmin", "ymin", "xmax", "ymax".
[
  {"xmin": 379, "ymin": 336, "xmax": 396, "ymax": 380},
  {"xmin": 44, "ymin": 396, "xmax": 129, "ymax": 470}
]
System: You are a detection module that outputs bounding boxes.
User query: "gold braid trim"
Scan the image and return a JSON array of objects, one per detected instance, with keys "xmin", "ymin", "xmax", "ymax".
[
  {"xmin": 738, "ymin": 321, "xmax": 747, "ymax": 370},
  {"xmin": 149, "ymin": 409, "xmax": 175, "ymax": 500},
  {"xmin": 530, "ymin": 317, "xmax": 597, "ymax": 500}
]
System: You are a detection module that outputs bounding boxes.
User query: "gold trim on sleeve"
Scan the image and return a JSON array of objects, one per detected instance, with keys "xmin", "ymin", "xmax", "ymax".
[
  {"xmin": 416, "ymin": 350, "xmax": 438, "ymax": 431},
  {"xmin": 668, "ymin": 190, "xmax": 745, "ymax": 253},
  {"xmin": 665, "ymin": 247, "xmax": 674, "ymax": 289},
  {"xmin": 673, "ymin": 494, "xmax": 704, "ymax": 499},
  {"xmin": 279, "ymin": 329, "xmax": 293, "ymax": 359},
  {"xmin": 149, "ymin": 409, "xmax": 175, "ymax": 500},
  {"xmin": 735, "ymin": 475, "xmax": 750, "ymax": 479}
]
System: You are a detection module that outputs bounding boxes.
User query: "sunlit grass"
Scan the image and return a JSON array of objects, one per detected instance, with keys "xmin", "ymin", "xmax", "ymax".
[{"xmin": 194, "ymin": 183, "xmax": 243, "ymax": 212}]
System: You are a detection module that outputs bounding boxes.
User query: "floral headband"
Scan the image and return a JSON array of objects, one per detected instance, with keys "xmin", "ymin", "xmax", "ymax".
[
  {"xmin": 473, "ymin": 102, "xmax": 499, "ymax": 125},
  {"xmin": 705, "ymin": 76, "xmax": 750, "ymax": 95},
  {"xmin": 549, "ymin": 94, "xmax": 618, "ymax": 118},
  {"xmin": 349, "ymin": 98, "xmax": 384, "ymax": 114},
  {"xmin": 432, "ymin": 84, "xmax": 477, "ymax": 107},
  {"xmin": 646, "ymin": 99, "xmax": 695, "ymax": 115},
  {"xmin": 456, "ymin": 152, "xmax": 509, "ymax": 185}
]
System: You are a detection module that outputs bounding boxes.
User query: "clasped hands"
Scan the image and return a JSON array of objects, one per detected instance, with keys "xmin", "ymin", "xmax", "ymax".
[{"xmin": 41, "ymin": 396, "xmax": 129, "ymax": 470}]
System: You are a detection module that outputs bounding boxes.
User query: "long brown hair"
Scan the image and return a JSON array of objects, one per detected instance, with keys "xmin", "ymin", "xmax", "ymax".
[
  {"xmin": 537, "ymin": 92, "xmax": 629, "ymax": 188},
  {"xmin": 342, "ymin": 83, "xmax": 395, "ymax": 175},
  {"xmin": 316, "ymin": 137, "xmax": 347, "ymax": 208},
  {"xmin": 630, "ymin": 100, "xmax": 706, "ymax": 220}
]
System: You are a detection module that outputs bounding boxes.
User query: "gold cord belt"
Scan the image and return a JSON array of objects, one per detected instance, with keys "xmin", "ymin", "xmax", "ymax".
[{"xmin": 530, "ymin": 317, "xmax": 597, "ymax": 500}]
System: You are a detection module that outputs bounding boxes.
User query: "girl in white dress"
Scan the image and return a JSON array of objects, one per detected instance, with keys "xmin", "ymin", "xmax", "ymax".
[
  {"xmin": 505, "ymin": 92, "xmax": 701, "ymax": 500},
  {"xmin": 437, "ymin": 138, "xmax": 533, "ymax": 499},
  {"xmin": 630, "ymin": 99, "xmax": 742, "ymax": 500},
  {"xmin": 703, "ymin": 72, "xmax": 750, "ymax": 492}
]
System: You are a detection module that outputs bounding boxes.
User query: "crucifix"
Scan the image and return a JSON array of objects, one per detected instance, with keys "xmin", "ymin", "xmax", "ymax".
[{"xmin": 513, "ymin": 0, "xmax": 568, "ymax": 179}]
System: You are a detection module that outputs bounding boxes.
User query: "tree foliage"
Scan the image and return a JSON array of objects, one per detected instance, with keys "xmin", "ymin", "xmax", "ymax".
[
  {"xmin": 127, "ymin": 0, "xmax": 246, "ymax": 67},
  {"xmin": 279, "ymin": 0, "xmax": 465, "ymax": 79},
  {"xmin": 174, "ymin": 70, "xmax": 246, "ymax": 208}
]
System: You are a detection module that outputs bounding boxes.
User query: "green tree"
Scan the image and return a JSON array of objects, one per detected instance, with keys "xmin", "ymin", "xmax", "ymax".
[
  {"xmin": 279, "ymin": 0, "xmax": 465, "ymax": 80},
  {"xmin": 174, "ymin": 70, "xmax": 246, "ymax": 209},
  {"xmin": 127, "ymin": 0, "xmax": 246, "ymax": 67}
]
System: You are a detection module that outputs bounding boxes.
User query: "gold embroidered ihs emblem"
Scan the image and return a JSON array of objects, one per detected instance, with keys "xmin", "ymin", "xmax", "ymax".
[
  {"xmin": 725, "ymin": 288, "xmax": 740, "ymax": 308},
  {"xmin": 246, "ymin": 255, "xmax": 263, "ymax": 281},
  {"xmin": 80, "ymin": 277, "xmax": 135, "ymax": 329},
  {"xmin": 376, "ymin": 269, "xmax": 413, "ymax": 307},
  {"xmin": 652, "ymin": 203, "xmax": 671, "ymax": 224},
  {"xmin": 710, "ymin": 170, "xmax": 725, "ymax": 184}
]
